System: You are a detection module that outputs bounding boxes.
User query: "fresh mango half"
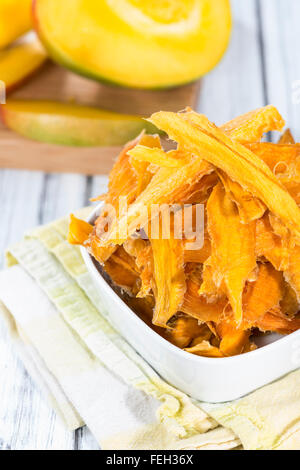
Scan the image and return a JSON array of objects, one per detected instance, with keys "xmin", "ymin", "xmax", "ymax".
[
  {"xmin": 0, "ymin": 39, "xmax": 47, "ymax": 92},
  {"xmin": 33, "ymin": 0, "xmax": 232, "ymax": 89},
  {"xmin": 0, "ymin": 0, "xmax": 32, "ymax": 48},
  {"xmin": 0, "ymin": 99, "xmax": 161, "ymax": 146}
]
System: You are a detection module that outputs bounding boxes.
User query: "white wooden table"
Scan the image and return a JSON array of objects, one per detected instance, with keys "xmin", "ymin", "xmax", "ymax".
[{"xmin": 0, "ymin": 0, "xmax": 299, "ymax": 450}]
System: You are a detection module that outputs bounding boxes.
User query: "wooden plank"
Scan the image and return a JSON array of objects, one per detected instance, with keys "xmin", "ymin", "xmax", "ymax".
[
  {"xmin": 0, "ymin": 169, "xmax": 43, "ymax": 266},
  {"xmin": 10, "ymin": 61, "xmax": 201, "ymax": 116},
  {"xmin": 0, "ymin": 128, "xmax": 175, "ymax": 174},
  {"xmin": 0, "ymin": 168, "xmax": 77, "ymax": 449},
  {"xmin": 0, "ymin": 128, "xmax": 121, "ymax": 174},
  {"xmin": 0, "ymin": 317, "xmax": 75, "ymax": 450},
  {"xmin": 38, "ymin": 173, "xmax": 88, "ymax": 224}
]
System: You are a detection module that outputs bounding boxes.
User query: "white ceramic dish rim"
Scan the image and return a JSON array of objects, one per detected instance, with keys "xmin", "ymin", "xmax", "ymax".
[{"xmin": 82, "ymin": 202, "xmax": 300, "ymax": 365}]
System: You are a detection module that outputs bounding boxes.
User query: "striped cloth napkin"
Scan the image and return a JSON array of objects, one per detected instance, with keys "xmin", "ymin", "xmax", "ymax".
[{"xmin": 0, "ymin": 207, "xmax": 300, "ymax": 450}]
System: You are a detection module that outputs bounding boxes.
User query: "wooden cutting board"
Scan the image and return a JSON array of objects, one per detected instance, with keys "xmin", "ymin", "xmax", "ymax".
[{"xmin": 0, "ymin": 61, "xmax": 201, "ymax": 174}]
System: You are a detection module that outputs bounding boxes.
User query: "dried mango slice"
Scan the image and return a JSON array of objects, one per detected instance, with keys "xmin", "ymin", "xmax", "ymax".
[
  {"xmin": 128, "ymin": 146, "xmax": 189, "ymax": 168},
  {"xmin": 166, "ymin": 317, "xmax": 210, "ymax": 349},
  {"xmin": 105, "ymin": 135, "xmax": 141, "ymax": 210},
  {"xmin": 255, "ymin": 215, "xmax": 290, "ymax": 271},
  {"xmin": 198, "ymin": 260, "xmax": 224, "ymax": 301},
  {"xmin": 88, "ymin": 135, "xmax": 145, "ymax": 263},
  {"xmin": 123, "ymin": 238, "xmax": 154, "ymax": 298},
  {"xmin": 149, "ymin": 110, "xmax": 300, "ymax": 240},
  {"xmin": 184, "ymin": 236, "xmax": 211, "ymax": 264},
  {"xmin": 130, "ymin": 134, "xmax": 162, "ymax": 196},
  {"xmin": 182, "ymin": 276, "xmax": 225, "ymax": 323},
  {"xmin": 89, "ymin": 134, "xmax": 161, "ymax": 263},
  {"xmin": 185, "ymin": 341, "xmax": 224, "ymax": 358},
  {"xmin": 104, "ymin": 133, "xmax": 161, "ymax": 212},
  {"xmin": 284, "ymin": 245, "xmax": 300, "ymax": 303},
  {"xmin": 218, "ymin": 170, "xmax": 266, "ymax": 223},
  {"xmin": 254, "ymin": 311, "xmax": 300, "ymax": 334},
  {"xmin": 190, "ymin": 324, "xmax": 214, "ymax": 346},
  {"xmin": 110, "ymin": 245, "xmax": 139, "ymax": 276},
  {"xmin": 243, "ymin": 263, "xmax": 283, "ymax": 323},
  {"xmin": 278, "ymin": 177, "xmax": 300, "ymax": 204},
  {"xmin": 205, "ymin": 183, "xmax": 256, "ymax": 323},
  {"xmin": 216, "ymin": 320, "xmax": 250, "ymax": 356},
  {"xmin": 280, "ymin": 281, "xmax": 299, "ymax": 318},
  {"xmin": 268, "ymin": 213, "xmax": 294, "ymax": 247},
  {"xmin": 68, "ymin": 214, "xmax": 93, "ymax": 245},
  {"xmin": 194, "ymin": 110, "xmax": 269, "ymax": 223},
  {"xmin": 220, "ymin": 105, "xmax": 285, "ymax": 143},
  {"xmin": 150, "ymin": 215, "xmax": 186, "ymax": 327},
  {"xmin": 183, "ymin": 172, "xmax": 218, "ymax": 204},
  {"xmin": 278, "ymin": 129, "xmax": 295, "ymax": 144},
  {"xmin": 181, "ymin": 108, "xmax": 284, "ymax": 177},
  {"xmin": 104, "ymin": 247, "xmax": 139, "ymax": 291},
  {"xmin": 247, "ymin": 142, "xmax": 300, "ymax": 174}
]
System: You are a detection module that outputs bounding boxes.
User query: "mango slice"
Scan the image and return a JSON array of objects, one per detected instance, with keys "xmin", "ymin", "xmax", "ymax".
[
  {"xmin": 255, "ymin": 215, "xmax": 290, "ymax": 271},
  {"xmin": 253, "ymin": 311, "xmax": 300, "ymax": 335},
  {"xmin": 90, "ymin": 134, "xmax": 161, "ymax": 263},
  {"xmin": 182, "ymin": 275, "xmax": 225, "ymax": 323},
  {"xmin": 184, "ymin": 235, "xmax": 211, "ymax": 264},
  {"xmin": 0, "ymin": 40, "xmax": 47, "ymax": 92},
  {"xmin": 220, "ymin": 105, "xmax": 285, "ymax": 144},
  {"xmin": 150, "ymin": 216, "xmax": 186, "ymax": 327},
  {"xmin": 216, "ymin": 321, "xmax": 250, "ymax": 357},
  {"xmin": 206, "ymin": 183, "xmax": 256, "ymax": 323},
  {"xmin": 218, "ymin": 170, "xmax": 266, "ymax": 223},
  {"xmin": 0, "ymin": 0, "xmax": 32, "ymax": 48},
  {"xmin": 185, "ymin": 341, "xmax": 224, "ymax": 358},
  {"xmin": 247, "ymin": 142, "xmax": 300, "ymax": 174},
  {"xmin": 167, "ymin": 317, "xmax": 209, "ymax": 349},
  {"xmin": 243, "ymin": 263, "xmax": 283, "ymax": 323},
  {"xmin": 68, "ymin": 214, "xmax": 93, "ymax": 245},
  {"xmin": 278, "ymin": 129, "xmax": 295, "ymax": 144},
  {"xmin": 129, "ymin": 146, "xmax": 189, "ymax": 168},
  {"xmin": 123, "ymin": 238, "xmax": 154, "ymax": 298},
  {"xmin": 104, "ymin": 246, "xmax": 139, "ymax": 291},
  {"xmin": 0, "ymin": 100, "xmax": 160, "ymax": 146},
  {"xmin": 33, "ymin": 0, "xmax": 231, "ymax": 89},
  {"xmin": 284, "ymin": 245, "xmax": 300, "ymax": 303}
]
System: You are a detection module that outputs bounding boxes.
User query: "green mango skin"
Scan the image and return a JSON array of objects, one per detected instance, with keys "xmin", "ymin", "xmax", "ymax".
[{"xmin": 0, "ymin": 100, "xmax": 161, "ymax": 147}]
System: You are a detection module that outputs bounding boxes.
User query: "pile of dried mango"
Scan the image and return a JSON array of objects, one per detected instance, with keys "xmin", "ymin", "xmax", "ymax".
[{"xmin": 69, "ymin": 106, "xmax": 300, "ymax": 357}]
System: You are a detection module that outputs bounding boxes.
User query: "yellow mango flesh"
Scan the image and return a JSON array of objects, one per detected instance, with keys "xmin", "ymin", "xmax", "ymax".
[
  {"xmin": 0, "ymin": 39, "xmax": 47, "ymax": 92},
  {"xmin": 0, "ymin": 99, "xmax": 160, "ymax": 146},
  {"xmin": 0, "ymin": 0, "xmax": 32, "ymax": 48},
  {"xmin": 33, "ymin": 0, "xmax": 232, "ymax": 89}
]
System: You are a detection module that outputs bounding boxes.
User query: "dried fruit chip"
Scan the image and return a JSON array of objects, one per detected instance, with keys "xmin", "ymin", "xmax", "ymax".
[
  {"xmin": 206, "ymin": 183, "xmax": 256, "ymax": 323},
  {"xmin": 220, "ymin": 105, "xmax": 285, "ymax": 143},
  {"xmin": 68, "ymin": 214, "xmax": 93, "ymax": 245}
]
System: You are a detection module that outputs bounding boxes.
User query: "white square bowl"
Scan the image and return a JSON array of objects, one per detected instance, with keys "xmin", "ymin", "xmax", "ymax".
[{"xmin": 81, "ymin": 204, "xmax": 300, "ymax": 403}]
